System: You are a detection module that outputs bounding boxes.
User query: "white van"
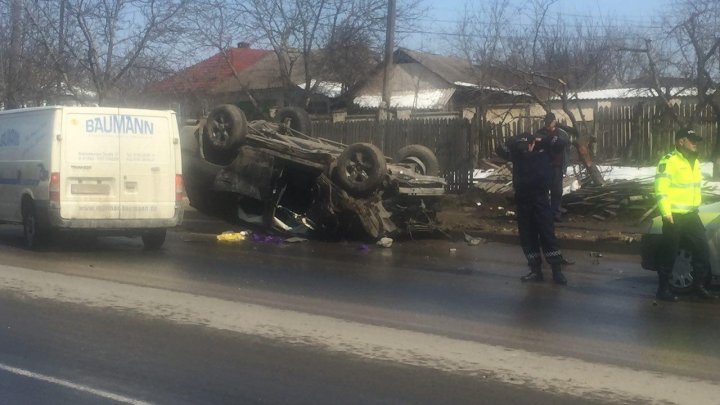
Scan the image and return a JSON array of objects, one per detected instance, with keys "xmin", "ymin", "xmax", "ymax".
[{"xmin": 0, "ymin": 106, "xmax": 184, "ymax": 249}]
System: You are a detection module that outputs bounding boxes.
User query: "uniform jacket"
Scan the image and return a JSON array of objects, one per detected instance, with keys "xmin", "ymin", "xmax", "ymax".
[
  {"xmin": 654, "ymin": 148, "xmax": 702, "ymax": 216},
  {"xmin": 496, "ymin": 133, "xmax": 567, "ymax": 197},
  {"xmin": 534, "ymin": 126, "xmax": 571, "ymax": 171}
]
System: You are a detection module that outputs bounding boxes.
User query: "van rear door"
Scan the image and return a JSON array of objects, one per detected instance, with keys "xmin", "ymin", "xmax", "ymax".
[
  {"xmin": 117, "ymin": 108, "xmax": 176, "ymax": 220},
  {"xmin": 60, "ymin": 108, "xmax": 121, "ymax": 220}
]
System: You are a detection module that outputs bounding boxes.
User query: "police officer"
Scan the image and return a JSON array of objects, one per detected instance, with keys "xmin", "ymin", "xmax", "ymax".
[
  {"xmin": 534, "ymin": 112, "xmax": 570, "ymax": 222},
  {"xmin": 654, "ymin": 128, "xmax": 717, "ymax": 301},
  {"xmin": 497, "ymin": 131, "xmax": 568, "ymax": 284}
]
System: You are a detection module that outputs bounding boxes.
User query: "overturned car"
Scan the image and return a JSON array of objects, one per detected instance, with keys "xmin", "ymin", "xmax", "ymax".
[{"xmin": 180, "ymin": 104, "xmax": 446, "ymax": 239}]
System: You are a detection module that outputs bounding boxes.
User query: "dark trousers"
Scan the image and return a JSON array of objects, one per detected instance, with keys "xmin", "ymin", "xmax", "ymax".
[
  {"xmin": 550, "ymin": 166, "xmax": 564, "ymax": 217},
  {"xmin": 656, "ymin": 211, "xmax": 710, "ymax": 285},
  {"xmin": 516, "ymin": 191, "xmax": 563, "ymax": 268}
]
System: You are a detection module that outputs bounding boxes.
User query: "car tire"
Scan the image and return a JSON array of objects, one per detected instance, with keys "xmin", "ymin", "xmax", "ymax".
[
  {"xmin": 276, "ymin": 106, "xmax": 312, "ymax": 136},
  {"xmin": 335, "ymin": 142, "xmax": 387, "ymax": 197},
  {"xmin": 203, "ymin": 104, "xmax": 247, "ymax": 156},
  {"xmin": 395, "ymin": 144, "xmax": 440, "ymax": 176},
  {"xmin": 669, "ymin": 250, "xmax": 695, "ymax": 293},
  {"xmin": 142, "ymin": 229, "xmax": 167, "ymax": 250},
  {"xmin": 22, "ymin": 200, "xmax": 49, "ymax": 250}
]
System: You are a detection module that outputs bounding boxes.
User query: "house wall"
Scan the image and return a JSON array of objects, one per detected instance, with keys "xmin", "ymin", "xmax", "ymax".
[{"xmin": 353, "ymin": 63, "xmax": 456, "ymax": 111}]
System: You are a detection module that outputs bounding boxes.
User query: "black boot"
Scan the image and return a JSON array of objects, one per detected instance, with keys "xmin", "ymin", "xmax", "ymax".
[
  {"xmin": 521, "ymin": 266, "xmax": 543, "ymax": 282},
  {"xmin": 656, "ymin": 273, "xmax": 679, "ymax": 302},
  {"xmin": 695, "ymin": 284, "xmax": 718, "ymax": 300},
  {"xmin": 551, "ymin": 263, "xmax": 567, "ymax": 285}
]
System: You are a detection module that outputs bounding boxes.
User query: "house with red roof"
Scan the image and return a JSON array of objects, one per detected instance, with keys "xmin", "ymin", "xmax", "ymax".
[{"xmin": 148, "ymin": 43, "xmax": 341, "ymax": 119}]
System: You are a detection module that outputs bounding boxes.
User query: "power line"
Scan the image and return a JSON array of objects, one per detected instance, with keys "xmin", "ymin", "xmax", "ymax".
[
  {"xmin": 412, "ymin": 15, "xmax": 665, "ymax": 30},
  {"xmin": 393, "ymin": 27, "xmax": 663, "ymax": 42}
]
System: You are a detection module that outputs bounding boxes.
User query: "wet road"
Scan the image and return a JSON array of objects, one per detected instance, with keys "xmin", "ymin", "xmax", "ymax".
[{"xmin": 0, "ymin": 212, "xmax": 718, "ymax": 404}]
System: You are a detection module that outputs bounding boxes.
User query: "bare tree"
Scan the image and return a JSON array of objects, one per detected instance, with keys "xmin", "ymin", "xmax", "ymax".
[
  {"xmin": 0, "ymin": 0, "xmax": 65, "ymax": 108},
  {"xmin": 622, "ymin": 0, "xmax": 720, "ymax": 174},
  {"xmin": 454, "ymin": 0, "xmax": 638, "ymax": 183},
  {"xmin": 179, "ymin": 0, "xmax": 266, "ymax": 117},
  {"xmin": 234, "ymin": 0, "xmax": 426, "ymax": 108},
  {"xmin": 319, "ymin": 22, "xmax": 379, "ymax": 96},
  {"xmin": 673, "ymin": 0, "xmax": 720, "ymax": 171},
  {"xmin": 24, "ymin": 0, "xmax": 190, "ymax": 105},
  {"xmin": 2, "ymin": 0, "xmax": 24, "ymax": 108}
]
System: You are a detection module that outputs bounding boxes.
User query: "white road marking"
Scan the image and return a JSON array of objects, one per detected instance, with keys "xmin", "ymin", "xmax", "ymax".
[
  {"xmin": 0, "ymin": 362, "xmax": 151, "ymax": 404},
  {"xmin": 0, "ymin": 264, "xmax": 717, "ymax": 405}
]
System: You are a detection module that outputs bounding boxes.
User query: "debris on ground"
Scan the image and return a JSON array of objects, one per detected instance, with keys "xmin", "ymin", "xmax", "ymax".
[
  {"xmin": 474, "ymin": 161, "xmax": 513, "ymax": 196},
  {"xmin": 284, "ymin": 237, "xmax": 308, "ymax": 243},
  {"xmin": 473, "ymin": 159, "xmax": 720, "ymax": 225},
  {"xmin": 251, "ymin": 233, "xmax": 285, "ymax": 244},
  {"xmin": 376, "ymin": 237, "xmax": 394, "ymax": 248},
  {"xmin": 216, "ymin": 231, "xmax": 248, "ymax": 243},
  {"xmin": 562, "ymin": 180, "xmax": 656, "ymax": 223},
  {"xmin": 464, "ymin": 233, "xmax": 487, "ymax": 246}
]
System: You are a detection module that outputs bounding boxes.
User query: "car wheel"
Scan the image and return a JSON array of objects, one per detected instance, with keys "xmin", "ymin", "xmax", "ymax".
[
  {"xmin": 276, "ymin": 106, "xmax": 312, "ymax": 136},
  {"xmin": 395, "ymin": 144, "xmax": 440, "ymax": 176},
  {"xmin": 142, "ymin": 229, "xmax": 167, "ymax": 250},
  {"xmin": 335, "ymin": 142, "xmax": 387, "ymax": 197},
  {"xmin": 669, "ymin": 249, "xmax": 695, "ymax": 293},
  {"xmin": 22, "ymin": 201, "xmax": 48, "ymax": 250},
  {"xmin": 203, "ymin": 104, "xmax": 247, "ymax": 155}
]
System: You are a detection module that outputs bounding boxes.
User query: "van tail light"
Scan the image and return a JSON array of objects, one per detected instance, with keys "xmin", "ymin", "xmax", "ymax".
[
  {"xmin": 175, "ymin": 174, "xmax": 186, "ymax": 202},
  {"xmin": 49, "ymin": 172, "xmax": 60, "ymax": 202}
]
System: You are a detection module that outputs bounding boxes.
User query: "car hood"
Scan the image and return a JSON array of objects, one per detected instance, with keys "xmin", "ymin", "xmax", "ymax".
[{"xmin": 647, "ymin": 201, "xmax": 720, "ymax": 234}]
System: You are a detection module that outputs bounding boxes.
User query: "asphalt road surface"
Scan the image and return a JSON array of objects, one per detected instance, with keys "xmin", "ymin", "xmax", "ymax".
[{"xmin": 0, "ymin": 212, "xmax": 718, "ymax": 404}]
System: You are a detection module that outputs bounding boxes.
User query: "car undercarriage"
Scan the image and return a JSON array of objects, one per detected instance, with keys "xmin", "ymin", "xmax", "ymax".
[{"xmin": 180, "ymin": 105, "xmax": 446, "ymax": 240}]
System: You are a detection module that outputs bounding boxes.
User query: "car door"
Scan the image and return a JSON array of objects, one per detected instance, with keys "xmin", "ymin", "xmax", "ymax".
[{"xmin": 117, "ymin": 108, "xmax": 176, "ymax": 220}]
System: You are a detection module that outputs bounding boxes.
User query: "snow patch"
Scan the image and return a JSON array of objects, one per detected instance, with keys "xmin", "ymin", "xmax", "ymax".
[
  {"xmin": 296, "ymin": 80, "xmax": 343, "ymax": 98},
  {"xmin": 453, "ymin": 82, "xmax": 529, "ymax": 96},
  {"xmin": 556, "ymin": 87, "xmax": 700, "ymax": 101},
  {"xmin": 474, "ymin": 163, "xmax": 720, "ymax": 193},
  {"xmin": 354, "ymin": 89, "xmax": 455, "ymax": 110}
]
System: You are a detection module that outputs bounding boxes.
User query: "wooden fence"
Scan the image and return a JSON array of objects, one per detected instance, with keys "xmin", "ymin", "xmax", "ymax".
[
  {"xmin": 593, "ymin": 103, "xmax": 718, "ymax": 163},
  {"xmin": 311, "ymin": 118, "xmax": 474, "ymax": 192},
  {"xmin": 310, "ymin": 102, "xmax": 719, "ymax": 193},
  {"xmin": 479, "ymin": 102, "xmax": 719, "ymax": 164}
]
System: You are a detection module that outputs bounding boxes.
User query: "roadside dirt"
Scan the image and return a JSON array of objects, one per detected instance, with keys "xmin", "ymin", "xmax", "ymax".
[{"xmin": 435, "ymin": 188, "xmax": 647, "ymax": 245}]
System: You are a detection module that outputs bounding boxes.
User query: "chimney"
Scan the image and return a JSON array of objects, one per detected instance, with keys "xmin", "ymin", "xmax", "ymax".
[{"xmin": 237, "ymin": 42, "xmax": 250, "ymax": 49}]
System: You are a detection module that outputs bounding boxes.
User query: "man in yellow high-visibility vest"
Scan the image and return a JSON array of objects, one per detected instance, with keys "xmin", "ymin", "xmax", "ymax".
[{"xmin": 654, "ymin": 128, "xmax": 716, "ymax": 301}]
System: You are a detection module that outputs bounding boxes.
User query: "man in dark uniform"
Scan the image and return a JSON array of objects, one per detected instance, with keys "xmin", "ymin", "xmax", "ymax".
[
  {"xmin": 654, "ymin": 128, "xmax": 717, "ymax": 301},
  {"xmin": 497, "ymin": 131, "xmax": 568, "ymax": 284},
  {"xmin": 534, "ymin": 112, "xmax": 570, "ymax": 222}
]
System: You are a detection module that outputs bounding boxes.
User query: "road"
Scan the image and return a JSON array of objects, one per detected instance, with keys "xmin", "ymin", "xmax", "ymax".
[{"xmin": 0, "ymin": 212, "xmax": 718, "ymax": 404}]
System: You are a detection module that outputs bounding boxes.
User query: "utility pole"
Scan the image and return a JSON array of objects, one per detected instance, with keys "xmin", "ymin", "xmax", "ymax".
[
  {"xmin": 57, "ymin": 0, "xmax": 66, "ymax": 94},
  {"xmin": 380, "ymin": 0, "xmax": 396, "ymax": 121}
]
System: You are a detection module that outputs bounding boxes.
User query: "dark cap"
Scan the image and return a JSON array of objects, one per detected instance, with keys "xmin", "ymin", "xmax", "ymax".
[
  {"xmin": 543, "ymin": 112, "xmax": 556, "ymax": 125},
  {"xmin": 676, "ymin": 128, "xmax": 702, "ymax": 142}
]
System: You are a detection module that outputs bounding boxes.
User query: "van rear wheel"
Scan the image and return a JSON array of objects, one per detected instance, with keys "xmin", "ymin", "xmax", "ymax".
[
  {"xmin": 22, "ymin": 202, "xmax": 49, "ymax": 250},
  {"xmin": 142, "ymin": 229, "xmax": 167, "ymax": 250}
]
